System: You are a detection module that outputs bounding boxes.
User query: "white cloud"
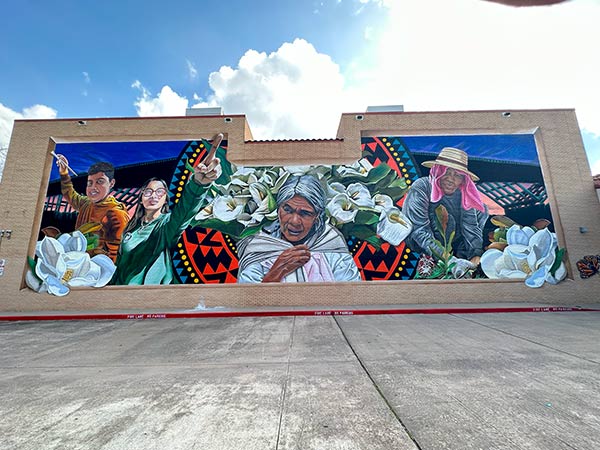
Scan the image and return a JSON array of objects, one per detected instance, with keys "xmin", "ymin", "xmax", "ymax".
[
  {"xmin": 346, "ymin": 0, "xmax": 600, "ymax": 134},
  {"xmin": 0, "ymin": 102, "xmax": 57, "ymax": 181},
  {"xmin": 192, "ymin": 38, "xmax": 347, "ymax": 139},
  {"xmin": 82, "ymin": 71, "xmax": 91, "ymax": 84},
  {"xmin": 131, "ymin": 81, "xmax": 189, "ymax": 116},
  {"xmin": 186, "ymin": 59, "xmax": 198, "ymax": 79}
]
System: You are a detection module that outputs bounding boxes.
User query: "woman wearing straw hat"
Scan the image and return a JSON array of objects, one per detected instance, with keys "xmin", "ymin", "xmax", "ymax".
[{"xmin": 403, "ymin": 147, "xmax": 488, "ymax": 278}]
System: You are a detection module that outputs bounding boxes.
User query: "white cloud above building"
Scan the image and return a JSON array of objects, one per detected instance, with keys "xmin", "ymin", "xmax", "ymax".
[{"xmin": 131, "ymin": 81, "xmax": 189, "ymax": 117}]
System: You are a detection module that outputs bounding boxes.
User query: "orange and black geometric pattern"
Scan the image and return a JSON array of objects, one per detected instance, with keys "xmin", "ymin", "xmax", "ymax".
[
  {"xmin": 171, "ymin": 137, "xmax": 423, "ymax": 283},
  {"xmin": 350, "ymin": 137, "xmax": 421, "ymax": 280}
]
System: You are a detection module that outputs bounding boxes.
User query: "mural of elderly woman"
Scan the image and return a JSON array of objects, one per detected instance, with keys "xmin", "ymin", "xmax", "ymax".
[
  {"xmin": 237, "ymin": 175, "xmax": 362, "ymax": 283},
  {"xmin": 111, "ymin": 150, "xmax": 222, "ymax": 285},
  {"xmin": 402, "ymin": 147, "xmax": 488, "ymax": 277}
]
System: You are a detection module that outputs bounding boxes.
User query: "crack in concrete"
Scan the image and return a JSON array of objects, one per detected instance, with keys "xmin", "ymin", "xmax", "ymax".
[
  {"xmin": 451, "ymin": 314, "xmax": 600, "ymax": 365},
  {"xmin": 333, "ymin": 316, "xmax": 423, "ymax": 450},
  {"xmin": 275, "ymin": 316, "xmax": 296, "ymax": 450}
]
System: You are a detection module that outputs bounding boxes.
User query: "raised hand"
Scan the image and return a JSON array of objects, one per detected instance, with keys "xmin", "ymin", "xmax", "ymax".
[
  {"xmin": 263, "ymin": 245, "xmax": 311, "ymax": 283},
  {"xmin": 193, "ymin": 133, "xmax": 223, "ymax": 185},
  {"xmin": 54, "ymin": 153, "xmax": 70, "ymax": 176}
]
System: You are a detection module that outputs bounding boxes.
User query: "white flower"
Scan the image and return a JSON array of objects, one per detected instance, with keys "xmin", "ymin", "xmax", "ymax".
[
  {"xmin": 325, "ymin": 182, "xmax": 346, "ymax": 200},
  {"xmin": 481, "ymin": 225, "xmax": 566, "ymax": 288},
  {"xmin": 25, "ymin": 231, "xmax": 116, "ymax": 297},
  {"xmin": 212, "ymin": 195, "xmax": 246, "ymax": 222},
  {"xmin": 237, "ymin": 182, "xmax": 277, "ymax": 226},
  {"xmin": 346, "ymin": 183, "xmax": 375, "ymax": 208},
  {"xmin": 507, "ymin": 225, "xmax": 535, "ymax": 245},
  {"xmin": 194, "ymin": 202, "xmax": 214, "ymax": 221},
  {"xmin": 283, "ymin": 165, "xmax": 331, "ymax": 179},
  {"xmin": 327, "ymin": 193, "xmax": 359, "ymax": 224},
  {"xmin": 373, "ymin": 194, "xmax": 394, "ymax": 212},
  {"xmin": 219, "ymin": 167, "xmax": 258, "ymax": 194},
  {"xmin": 377, "ymin": 207, "xmax": 412, "ymax": 246},
  {"xmin": 336, "ymin": 158, "xmax": 374, "ymax": 178}
]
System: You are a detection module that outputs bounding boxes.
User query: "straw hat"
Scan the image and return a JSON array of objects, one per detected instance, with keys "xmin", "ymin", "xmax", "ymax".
[{"xmin": 422, "ymin": 147, "xmax": 479, "ymax": 181}]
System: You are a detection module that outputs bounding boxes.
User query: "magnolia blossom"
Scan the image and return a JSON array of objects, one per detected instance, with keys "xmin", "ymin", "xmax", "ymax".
[
  {"xmin": 377, "ymin": 207, "xmax": 412, "ymax": 246},
  {"xmin": 481, "ymin": 225, "xmax": 567, "ymax": 288},
  {"xmin": 327, "ymin": 193, "xmax": 359, "ymax": 224},
  {"xmin": 26, "ymin": 231, "xmax": 115, "ymax": 297},
  {"xmin": 336, "ymin": 158, "xmax": 374, "ymax": 178}
]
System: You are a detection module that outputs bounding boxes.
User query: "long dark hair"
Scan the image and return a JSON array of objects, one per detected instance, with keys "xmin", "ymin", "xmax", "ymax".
[{"xmin": 124, "ymin": 177, "xmax": 170, "ymax": 234}]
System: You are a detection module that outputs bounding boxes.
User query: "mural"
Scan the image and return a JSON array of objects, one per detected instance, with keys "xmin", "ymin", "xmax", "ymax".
[{"xmin": 26, "ymin": 133, "xmax": 567, "ymax": 295}]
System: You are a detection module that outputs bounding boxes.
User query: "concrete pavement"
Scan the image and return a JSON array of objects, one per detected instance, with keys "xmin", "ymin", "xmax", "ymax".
[{"xmin": 1, "ymin": 308, "xmax": 599, "ymax": 449}]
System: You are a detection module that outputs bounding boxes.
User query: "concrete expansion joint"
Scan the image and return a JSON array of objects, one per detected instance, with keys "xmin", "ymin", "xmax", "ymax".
[
  {"xmin": 332, "ymin": 316, "xmax": 424, "ymax": 450},
  {"xmin": 275, "ymin": 316, "xmax": 296, "ymax": 450},
  {"xmin": 450, "ymin": 313, "xmax": 600, "ymax": 366}
]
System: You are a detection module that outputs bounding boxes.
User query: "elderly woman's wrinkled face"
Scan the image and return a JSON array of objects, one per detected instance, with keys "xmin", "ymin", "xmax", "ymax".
[
  {"xmin": 439, "ymin": 167, "xmax": 466, "ymax": 195},
  {"xmin": 278, "ymin": 195, "xmax": 317, "ymax": 243}
]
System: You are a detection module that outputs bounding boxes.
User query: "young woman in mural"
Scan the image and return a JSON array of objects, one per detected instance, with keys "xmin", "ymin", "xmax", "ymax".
[
  {"xmin": 236, "ymin": 175, "xmax": 362, "ymax": 283},
  {"xmin": 402, "ymin": 147, "xmax": 488, "ymax": 278},
  {"xmin": 110, "ymin": 147, "xmax": 222, "ymax": 285}
]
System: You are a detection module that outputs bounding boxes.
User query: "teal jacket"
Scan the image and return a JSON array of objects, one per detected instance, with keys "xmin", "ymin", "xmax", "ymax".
[{"xmin": 111, "ymin": 180, "xmax": 208, "ymax": 285}]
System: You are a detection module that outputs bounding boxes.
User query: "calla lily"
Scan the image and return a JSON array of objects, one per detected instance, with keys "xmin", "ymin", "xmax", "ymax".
[
  {"xmin": 481, "ymin": 225, "xmax": 566, "ymax": 288},
  {"xmin": 327, "ymin": 193, "xmax": 359, "ymax": 224},
  {"xmin": 325, "ymin": 182, "xmax": 346, "ymax": 200},
  {"xmin": 373, "ymin": 194, "xmax": 394, "ymax": 212},
  {"xmin": 26, "ymin": 231, "xmax": 116, "ymax": 297},
  {"xmin": 212, "ymin": 195, "xmax": 246, "ymax": 221},
  {"xmin": 336, "ymin": 158, "xmax": 374, "ymax": 178},
  {"xmin": 377, "ymin": 207, "xmax": 412, "ymax": 246},
  {"xmin": 346, "ymin": 183, "xmax": 375, "ymax": 208},
  {"xmin": 194, "ymin": 202, "xmax": 214, "ymax": 221},
  {"xmin": 283, "ymin": 165, "xmax": 330, "ymax": 179},
  {"xmin": 237, "ymin": 183, "xmax": 277, "ymax": 226}
]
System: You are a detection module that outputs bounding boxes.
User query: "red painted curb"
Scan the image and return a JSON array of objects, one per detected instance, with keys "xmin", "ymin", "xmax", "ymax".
[{"xmin": 1, "ymin": 306, "xmax": 598, "ymax": 322}]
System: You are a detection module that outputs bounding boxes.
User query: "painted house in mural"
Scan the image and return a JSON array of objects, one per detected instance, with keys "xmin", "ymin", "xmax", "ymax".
[{"xmin": 1, "ymin": 109, "xmax": 598, "ymax": 311}]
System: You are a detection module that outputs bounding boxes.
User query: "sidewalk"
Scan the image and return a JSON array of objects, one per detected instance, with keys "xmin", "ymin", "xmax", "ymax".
[{"xmin": 1, "ymin": 306, "xmax": 599, "ymax": 449}]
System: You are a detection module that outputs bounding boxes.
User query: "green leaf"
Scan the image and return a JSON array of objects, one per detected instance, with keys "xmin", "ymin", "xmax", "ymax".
[
  {"xmin": 190, "ymin": 218, "xmax": 245, "ymax": 240},
  {"xmin": 550, "ymin": 247, "xmax": 565, "ymax": 276},
  {"xmin": 85, "ymin": 233, "xmax": 99, "ymax": 251},
  {"xmin": 429, "ymin": 265, "xmax": 446, "ymax": 279},
  {"xmin": 429, "ymin": 242, "xmax": 444, "ymax": 261},
  {"xmin": 447, "ymin": 230, "xmax": 456, "ymax": 251},
  {"xmin": 364, "ymin": 163, "xmax": 392, "ymax": 184},
  {"xmin": 434, "ymin": 205, "xmax": 449, "ymax": 235},
  {"xmin": 27, "ymin": 256, "xmax": 37, "ymax": 274},
  {"xmin": 363, "ymin": 235, "xmax": 383, "ymax": 249},
  {"xmin": 380, "ymin": 186, "xmax": 409, "ymax": 200},
  {"xmin": 388, "ymin": 177, "xmax": 408, "ymax": 188},
  {"xmin": 239, "ymin": 225, "xmax": 263, "ymax": 239},
  {"xmin": 341, "ymin": 223, "xmax": 376, "ymax": 241},
  {"xmin": 354, "ymin": 210, "xmax": 380, "ymax": 226}
]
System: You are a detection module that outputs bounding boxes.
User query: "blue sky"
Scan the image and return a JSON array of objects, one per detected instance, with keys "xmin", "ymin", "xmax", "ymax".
[{"xmin": 1, "ymin": 0, "xmax": 599, "ymax": 176}]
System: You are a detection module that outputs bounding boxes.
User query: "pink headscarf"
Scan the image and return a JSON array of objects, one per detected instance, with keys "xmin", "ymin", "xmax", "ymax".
[{"xmin": 429, "ymin": 164, "xmax": 486, "ymax": 212}]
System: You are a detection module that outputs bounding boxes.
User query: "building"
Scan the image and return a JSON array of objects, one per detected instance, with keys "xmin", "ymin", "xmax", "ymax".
[{"xmin": 0, "ymin": 109, "xmax": 598, "ymax": 313}]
